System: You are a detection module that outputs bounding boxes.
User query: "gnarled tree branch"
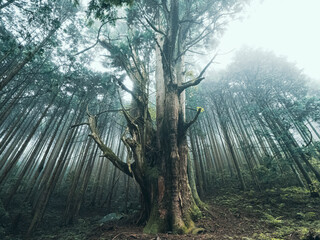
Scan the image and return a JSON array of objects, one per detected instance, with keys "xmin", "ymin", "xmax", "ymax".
[{"xmin": 85, "ymin": 107, "xmax": 133, "ymax": 177}]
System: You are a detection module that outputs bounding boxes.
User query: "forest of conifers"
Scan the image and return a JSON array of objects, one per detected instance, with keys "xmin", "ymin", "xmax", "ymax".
[{"xmin": 1, "ymin": 0, "xmax": 320, "ymax": 239}]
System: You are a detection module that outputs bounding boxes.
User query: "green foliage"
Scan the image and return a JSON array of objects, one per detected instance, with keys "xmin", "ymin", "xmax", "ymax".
[
  {"xmin": 290, "ymin": 96, "xmax": 320, "ymax": 122},
  {"xmin": 296, "ymin": 211, "xmax": 317, "ymax": 221},
  {"xmin": 263, "ymin": 213, "xmax": 283, "ymax": 226},
  {"xmin": 253, "ymin": 158, "xmax": 296, "ymax": 189},
  {"xmin": 87, "ymin": 0, "xmax": 133, "ymax": 21}
]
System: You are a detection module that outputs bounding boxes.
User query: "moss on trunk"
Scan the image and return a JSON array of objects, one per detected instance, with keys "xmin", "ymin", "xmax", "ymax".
[{"xmin": 143, "ymin": 204, "xmax": 167, "ymax": 234}]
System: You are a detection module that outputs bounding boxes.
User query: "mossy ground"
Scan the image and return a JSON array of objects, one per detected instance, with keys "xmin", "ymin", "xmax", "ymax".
[
  {"xmin": 4, "ymin": 186, "xmax": 320, "ymax": 239},
  {"xmin": 210, "ymin": 186, "xmax": 320, "ymax": 240}
]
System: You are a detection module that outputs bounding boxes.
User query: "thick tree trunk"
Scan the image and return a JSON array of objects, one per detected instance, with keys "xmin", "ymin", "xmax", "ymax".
[
  {"xmin": 143, "ymin": 133, "xmax": 201, "ymax": 234},
  {"xmin": 143, "ymin": 58, "xmax": 201, "ymax": 234}
]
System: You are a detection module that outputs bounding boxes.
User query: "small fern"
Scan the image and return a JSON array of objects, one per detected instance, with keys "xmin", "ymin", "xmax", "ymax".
[{"xmin": 263, "ymin": 213, "xmax": 283, "ymax": 226}]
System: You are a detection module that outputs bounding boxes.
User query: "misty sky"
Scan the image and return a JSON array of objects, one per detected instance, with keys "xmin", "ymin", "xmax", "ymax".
[{"xmin": 216, "ymin": 0, "xmax": 320, "ymax": 82}]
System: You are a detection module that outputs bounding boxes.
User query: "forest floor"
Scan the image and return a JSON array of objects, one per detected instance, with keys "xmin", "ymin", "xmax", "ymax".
[{"xmin": 29, "ymin": 187, "xmax": 320, "ymax": 240}]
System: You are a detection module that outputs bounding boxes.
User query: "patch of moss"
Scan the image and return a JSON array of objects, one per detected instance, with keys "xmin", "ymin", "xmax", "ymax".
[
  {"xmin": 179, "ymin": 211, "xmax": 195, "ymax": 234},
  {"xmin": 189, "ymin": 201, "xmax": 202, "ymax": 221},
  {"xmin": 173, "ymin": 220, "xmax": 189, "ymax": 234},
  {"xmin": 252, "ymin": 232, "xmax": 283, "ymax": 240},
  {"xmin": 271, "ymin": 225, "xmax": 313, "ymax": 239},
  {"xmin": 143, "ymin": 205, "xmax": 167, "ymax": 234}
]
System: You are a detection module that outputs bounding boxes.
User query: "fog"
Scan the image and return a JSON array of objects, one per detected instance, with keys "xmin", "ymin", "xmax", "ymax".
[{"xmin": 216, "ymin": 0, "xmax": 320, "ymax": 83}]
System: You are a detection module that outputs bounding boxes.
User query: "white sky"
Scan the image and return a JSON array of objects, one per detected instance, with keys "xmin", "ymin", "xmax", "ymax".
[{"xmin": 215, "ymin": 0, "xmax": 320, "ymax": 82}]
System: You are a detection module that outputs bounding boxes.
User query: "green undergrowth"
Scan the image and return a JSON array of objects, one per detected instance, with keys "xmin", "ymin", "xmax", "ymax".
[{"xmin": 210, "ymin": 186, "xmax": 320, "ymax": 240}]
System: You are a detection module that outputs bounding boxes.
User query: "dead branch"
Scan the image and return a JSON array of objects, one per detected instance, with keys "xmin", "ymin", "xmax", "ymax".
[
  {"xmin": 184, "ymin": 108, "xmax": 202, "ymax": 132},
  {"xmin": 72, "ymin": 18, "xmax": 123, "ymax": 57},
  {"xmin": 178, "ymin": 53, "xmax": 217, "ymax": 94},
  {"xmin": 85, "ymin": 106, "xmax": 133, "ymax": 177}
]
